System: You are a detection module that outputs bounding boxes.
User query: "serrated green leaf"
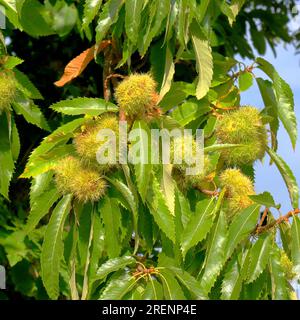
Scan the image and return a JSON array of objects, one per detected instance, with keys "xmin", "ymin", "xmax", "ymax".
[
  {"xmin": 241, "ymin": 270, "xmax": 268, "ymax": 300},
  {"xmin": 77, "ymin": 203, "xmax": 92, "ymax": 274},
  {"xmin": 172, "ymin": 99, "xmax": 211, "ymax": 126},
  {"xmin": 228, "ymin": 0, "xmax": 245, "ymax": 25},
  {"xmin": 267, "ymin": 148, "xmax": 299, "ymax": 209},
  {"xmin": 220, "ymin": 2, "xmax": 235, "ymax": 23},
  {"xmin": 21, "ymin": 118, "xmax": 85, "ymax": 178},
  {"xmin": 41, "ymin": 194, "xmax": 72, "ymax": 300},
  {"xmin": 279, "ymin": 221, "xmax": 292, "ymax": 258},
  {"xmin": 175, "ymin": 188, "xmax": 192, "ymax": 231},
  {"xmin": 269, "ymin": 246, "xmax": 290, "ymax": 300},
  {"xmin": 0, "ymin": 113, "xmax": 15, "ymax": 199},
  {"xmin": 125, "ymin": 0, "xmax": 144, "ymax": 46},
  {"xmin": 238, "ymin": 72, "xmax": 253, "ymax": 91},
  {"xmin": 0, "ymin": 230, "xmax": 27, "ymax": 267},
  {"xmin": 181, "ymin": 192, "xmax": 225, "ymax": 257},
  {"xmin": 99, "ymin": 273, "xmax": 135, "ymax": 300},
  {"xmin": 196, "ymin": 0, "xmax": 210, "ymax": 23},
  {"xmin": 147, "ymin": 176, "xmax": 175, "ymax": 242},
  {"xmin": 221, "ymin": 254, "xmax": 243, "ymax": 300},
  {"xmin": 10, "ymin": 116, "xmax": 20, "ymax": 161},
  {"xmin": 177, "ymin": 0, "xmax": 189, "ymax": 46},
  {"xmin": 22, "ymin": 144, "xmax": 75, "ymax": 178},
  {"xmin": 246, "ymin": 233, "xmax": 272, "ymax": 283},
  {"xmin": 200, "ymin": 210, "xmax": 228, "ymax": 295},
  {"xmin": 29, "ymin": 171, "xmax": 51, "ymax": 203},
  {"xmin": 105, "ymin": 177, "xmax": 138, "ymax": 217},
  {"xmin": 94, "ymin": 256, "xmax": 136, "ymax": 281},
  {"xmin": 150, "ymin": 40, "xmax": 166, "ymax": 89},
  {"xmin": 25, "ymin": 186, "xmax": 60, "ymax": 234},
  {"xmin": 273, "ymin": 72, "xmax": 297, "ymax": 149},
  {"xmin": 167, "ymin": 266, "xmax": 207, "ymax": 300},
  {"xmin": 89, "ymin": 209, "xmax": 105, "ymax": 286},
  {"xmin": 159, "ymin": 45, "xmax": 175, "ymax": 100},
  {"xmin": 204, "ymin": 143, "xmax": 243, "ymax": 153},
  {"xmin": 131, "ymin": 120, "xmax": 152, "ymax": 202},
  {"xmin": 127, "ymin": 285, "xmax": 144, "ymax": 300},
  {"xmin": 12, "ymin": 92, "xmax": 49, "ymax": 131},
  {"xmin": 256, "ymin": 78, "xmax": 279, "ymax": 150},
  {"xmin": 257, "ymin": 57, "xmax": 297, "ymax": 149},
  {"xmin": 161, "ymin": 164, "xmax": 175, "ymax": 215},
  {"xmin": 95, "ymin": 0, "xmax": 124, "ymax": 44},
  {"xmin": 99, "ymin": 197, "xmax": 122, "ymax": 259},
  {"xmin": 14, "ymin": 69, "xmax": 43, "ymax": 100},
  {"xmin": 0, "ymin": 0, "xmax": 22, "ymax": 29},
  {"xmin": 190, "ymin": 20, "xmax": 213, "ymax": 99},
  {"xmin": 82, "ymin": 0, "xmax": 103, "ymax": 29},
  {"xmin": 163, "ymin": 0, "xmax": 178, "ymax": 44},
  {"xmin": 159, "ymin": 269, "xmax": 186, "ymax": 300},
  {"xmin": 212, "ymin": 53, "xmax": 237, "ymax": 86},
  {"xmin": 50, "ymin": 97, "xmax": 118, "ymax": 116},
  {"xmin": 225, "ymin": 204, "xmax": 260, "ymax": 259},
  {"xmin": 249, "ymin": 192, "xmax": 279, "ymax": 209},
  {"xmin": 3, "ymin": 56, "xmax": 23, "ymax": 69},
  {"xmin": 291, "ymin": 215, "xmax": 300, "ymax": 276},
  {"xmin": 159, "ymin": 81, "xmax": 195, "ymax": 112},
  {"xmin": 143, "ymin": 279, "xmax": 164, "ymax": 300},
  {"xmin": 139, "ymin": 0, "xmax": 170, "ymax": 56}
]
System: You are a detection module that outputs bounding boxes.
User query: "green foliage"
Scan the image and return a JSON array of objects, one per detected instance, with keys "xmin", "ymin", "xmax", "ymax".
[
  {"xmin": 0, "ymin": 0, "xmax": 299, "ymax": 301},
  {"xmin": 0, "ymin": 113, "xmax": 15, "ymax": 199},
  {"xmin": 41, "ymin": 195, "xmax": 72, "ymax": 299},
  {"xmin": 51, "ymin": 98, "xmax": 118, "ymax": 116},
  {"xmin": 257, "ymin": 58, "xmax": 297, "ymax": 149}
]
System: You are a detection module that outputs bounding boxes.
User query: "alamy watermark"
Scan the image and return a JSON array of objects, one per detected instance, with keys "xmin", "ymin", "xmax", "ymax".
[{"xmin": 94, "ymin": 121, "xmax": 204, "ymax": 176}]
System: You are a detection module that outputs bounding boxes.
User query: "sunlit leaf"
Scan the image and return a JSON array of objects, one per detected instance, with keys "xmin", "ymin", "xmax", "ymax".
[
  {"xmin": 50, "ymin": 97, "xmax": 118, "ymax": 115},
  {"xmin": 41, "ymin": 195, "xmax": 72, "ymax": 299},
  {"xmin": 267, "ymin": 148, "xmax": 299, "ymax": 209},
  {"xmin": 291, "ymin": 215, "xmax": 300, "ymax": 276},
  {"xmin": 246, "ymin": 233, "xmax": 272, "ymax": 283},
  {"xmin": 94, "ymin": 255, "xmax": 136, "ymax": 281},
  {"xmin": 99, "ymin": 273, "xmax": 135, "ymax": 300},
  {"xmin": 225, "ymin": 204, "xmax": 260, "ymax": 259},
  {"xmin": 190, "ymin": 20, "xmax": 213, "ymax": 99}
]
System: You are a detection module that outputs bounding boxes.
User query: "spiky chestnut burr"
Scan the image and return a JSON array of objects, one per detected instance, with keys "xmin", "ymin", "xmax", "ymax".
[
  {"xmin": 74, "ymin": 113, "xmax": 119, "ymax": 169},
  {"xmin": 219, "ymin": 168, "xmax": 255, "ymax": 219},
  {"xmin": 215, "ymin": 106, "xmax": 268, "ymax": 166},
  {"xmin": 115, "ymin": 73, "xmax": 157, "ymax": 119},
  {"xmin": 54, "ymin": 156, "xmax": 107, "ymax": 203}
]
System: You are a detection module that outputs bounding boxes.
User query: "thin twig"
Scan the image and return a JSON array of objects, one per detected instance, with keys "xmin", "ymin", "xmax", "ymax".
[
  {"xmin": 258, "ymin": 207, "xmax": 269, "ymax": 228},
  {"xmin": 104, "ymin": 73, "xmax": 125, "ymax": 101},
  {"xmin": 254, "ymin": 208, "xmax": 300, "ymax": 235},
  {"xmin": 195, "ymin": 186, "xmax": 219, "ymax": 197}
]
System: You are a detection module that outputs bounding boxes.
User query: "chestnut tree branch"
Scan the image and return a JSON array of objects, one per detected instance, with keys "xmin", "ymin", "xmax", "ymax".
[{"xmin": 254, "ymin": 208, "xmax": 300, "ymax": 235}]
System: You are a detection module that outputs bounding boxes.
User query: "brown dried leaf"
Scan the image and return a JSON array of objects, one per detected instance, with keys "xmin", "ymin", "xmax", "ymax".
[{"xmin": 54, "ymin": 41, "xmax": 111, "ymax": 87}]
